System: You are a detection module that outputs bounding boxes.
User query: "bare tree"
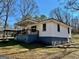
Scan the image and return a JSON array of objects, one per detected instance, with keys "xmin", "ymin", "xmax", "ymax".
[
  {"xmin": 63, "ymin": 11, "xmax": 72, "ymax": 25},
  {"xmin": 50, "ymin": 7, "xmax": 72, "ymax": 25},
  {"xmin": 18, "ymin": 0, "xmax": 38, "ymax": 19},
  {"xmin": 50, "ymin": 8, "xmax": 63, "ymax": 22},
  {"xmin": 3, "ymin": 0, "xmax": 15, "ymax": 29},
  {"xmin": 65, "ymin": 0, "xmax": 79, "ymax": 33},
  {"xmin": 0, "ymin": 0, "xmax": 6, "ymax": 15},
  {"xmin": 0, "ymin": 0, "xmax": 16, "ymax": 29},
  {"xmin": 65, "ymin": 0, "xmax": 79, "ymax": 10},
  {"xmin": 0, "ymin": 0, "xmax": 16, "ymax": 39},
  {"xmin": 0, "ymin": 0, "xmax": 6, "ymax": 24},
  {"xmin": 71, "ymin": 17, "xmax": 79, "ymax": 33}
]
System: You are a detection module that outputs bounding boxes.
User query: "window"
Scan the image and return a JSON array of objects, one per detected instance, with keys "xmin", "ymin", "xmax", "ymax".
[
  {"xmin": 31, "ymin": 26, "xmax": 36, "ymax": 29},
  {"xmin": 43, "ymin": 23, "xmax": 46, "ymax": 31},
  {"xmin": 31, "ymin": 26, "xmax": 36, "ymax": 32},
  {"xmin": 57, "ymin": 24, "xmax": 60, "ymax": 32},
  {"xmin": 68, "ymin": 28, "xmax": 70, "ymax": 34}
]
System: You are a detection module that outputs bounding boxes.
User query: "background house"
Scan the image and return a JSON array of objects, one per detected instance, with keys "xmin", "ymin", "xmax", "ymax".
[
  {"xmin": 0, "ymin": 24, "xmax": 13, "ymax": 40},
  {"xmin": 0, "ymin": 26, "xmax": 3, "ymax": 39}
]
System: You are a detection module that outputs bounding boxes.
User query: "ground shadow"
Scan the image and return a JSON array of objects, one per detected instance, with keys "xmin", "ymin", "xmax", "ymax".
[
  {"xmin": 0, "ymin": 39, "xmax": 19, "ymax": 47},
  {"xmin": 0, "ymin": 39, "xmax": 49, "ymax": 50},
  {"xmin": 18, "ymin": 41, "xmax": 49, "ymax": 50}
]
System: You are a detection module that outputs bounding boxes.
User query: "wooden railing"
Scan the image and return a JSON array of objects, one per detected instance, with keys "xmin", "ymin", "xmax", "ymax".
[{"xmin": 16, "ymin": 29, "xmax": 39, "ymax": 35}]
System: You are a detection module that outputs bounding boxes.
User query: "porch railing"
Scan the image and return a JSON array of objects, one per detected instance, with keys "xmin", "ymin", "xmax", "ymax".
[{"xmin": 16, "ymin": 29, "xmax": 39, "ymax": 35}]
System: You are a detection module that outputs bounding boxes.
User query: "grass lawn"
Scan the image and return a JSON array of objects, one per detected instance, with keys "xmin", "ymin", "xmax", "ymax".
[
  {"xmin": 0, "ymin": 39, "xmax": 63, "ymax": 51},
  {"xmin": 72, "ymin": 34, "xmax": 79, "ymax": 44},
  {"xmin": 0, "ymin": 39, "xmax": 65, "ymax": 59},
  {"xmin": 0, "ymin": 34, "xmax": 79, "ymax": 59}
]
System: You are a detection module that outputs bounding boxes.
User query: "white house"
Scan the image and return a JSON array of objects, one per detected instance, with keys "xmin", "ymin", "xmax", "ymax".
[{"xmin": 15, "ymin": 18, "xmax": 71, "ymax": 45}]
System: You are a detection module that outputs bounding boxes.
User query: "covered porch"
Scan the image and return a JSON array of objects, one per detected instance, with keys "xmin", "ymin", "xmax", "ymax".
[{"xmin": 15, "ymin": 20, "xmax": 39, "ymax": 43}]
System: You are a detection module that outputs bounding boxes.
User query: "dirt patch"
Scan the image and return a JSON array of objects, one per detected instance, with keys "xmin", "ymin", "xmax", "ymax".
[
  {"xmin": 1, "ymin": 48, "xmax": 63, "ymax": 59},
  {"xmin": 3, "ymin": 48, "xmax": 78, "ymax": 59}
]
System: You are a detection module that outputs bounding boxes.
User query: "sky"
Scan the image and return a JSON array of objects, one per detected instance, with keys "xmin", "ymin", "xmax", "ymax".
[
  {"xmin": 36, "ymin": 0, "xmax": 59, "ymax": 16},
  {"xmin": 9, "ymin": 0, "xmax": 60, "ymax": 28}
]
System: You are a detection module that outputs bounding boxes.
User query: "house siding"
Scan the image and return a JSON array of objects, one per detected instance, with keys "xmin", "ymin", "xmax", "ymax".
[
  {"xmin": 15, "ymin": 20, "xmax": 71, "ymax": 45},
  {"xmin": 16, "ymin": 35, "xmax": 68, "ymax": 45},
  {"xmin": 16, "ymin": 34, "xmax": 38, "ymax": 43},
  {"xmin": 37, "ymin": 22, "xmax": 71, "ymax": 38},
  {"xmin": 39, "ymin": 37, "xmax": 68, "ymax": 45}
]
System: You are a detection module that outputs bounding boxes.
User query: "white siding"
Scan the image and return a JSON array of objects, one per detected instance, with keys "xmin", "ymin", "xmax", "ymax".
[
  {"xmin": 16, "ymin": 21, "xmax": 71, "ymax": 38},
  {"xmin": 37, "ymin": 23, "xmax": 52, "ymax": 37},
  {"xmin": 37, "ymin": 22, "xmax": 71, "ymax": 38}
]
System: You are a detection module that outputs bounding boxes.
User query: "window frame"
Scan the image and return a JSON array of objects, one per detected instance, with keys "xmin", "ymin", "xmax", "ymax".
[
  {"xmin": 57, "ymin": 24, "xmax": 60, "ymax": 32},
  {"xmin": 43, "ymin": 23, "xmax": 46, "ymax": 31},
  {"xmin": 68, "ymin": 28, "xmax": 70, "ymax": 34},
  {"xmin": 31, "ymin": 26, "xmax": 37, "ymax": 32}
]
